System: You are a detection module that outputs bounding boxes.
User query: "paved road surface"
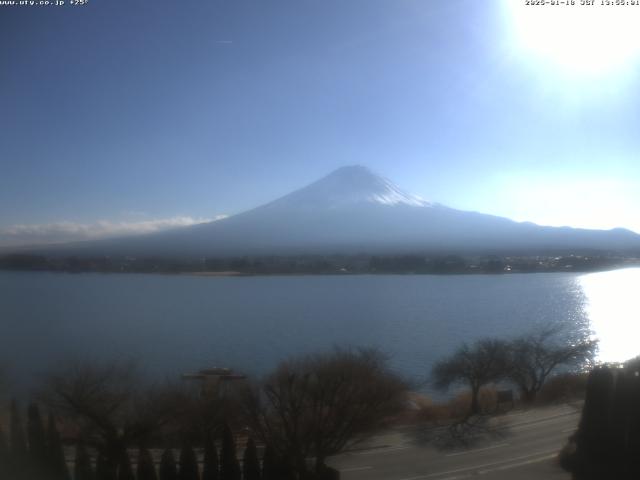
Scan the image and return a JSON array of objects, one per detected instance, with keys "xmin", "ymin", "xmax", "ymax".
[{"xmin": 328, "ymin": 403, "xmax": 581, "ymax": 480}]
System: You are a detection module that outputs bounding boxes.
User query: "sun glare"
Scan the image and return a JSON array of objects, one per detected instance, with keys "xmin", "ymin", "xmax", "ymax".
[
  {"xmin": 580, "ymin": 268, "xmax": 640, "ymax": 363},
  {"xmin": 505, "ymin": 2, "xmax": 640, "ymax": 76}
]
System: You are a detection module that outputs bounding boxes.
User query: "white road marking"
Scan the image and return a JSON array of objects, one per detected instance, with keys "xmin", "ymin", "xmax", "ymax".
[
  {"xmin": 396, "ymin": 449, "xmax": 559, "ymax": 480},
  {"xmin": 477, "ymin": 453, "xmax": 557, "ymax": 474},
  {"xmin": 355, "ymin": 446, "xmax": 410, "ymax": 456},
  {"xmin": 509, "ymin": 415, "xmax": 577, "ymax": 432},
  {"xmin": 445, "ymin": 443, "xmax": 509, "ymax": 457},
  {"xmin": 506, "ymin": 411, "xmax": 579, "ymax": 430},
  {"xmin": 341, "ymin": 466, "xmax": 373, "ymax": 472}
]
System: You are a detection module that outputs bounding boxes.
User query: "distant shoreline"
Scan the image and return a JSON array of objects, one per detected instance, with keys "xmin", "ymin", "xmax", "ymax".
[
  {"xmin": 179, "ymin": 264, "xmax": 640, "ymax": 278},
  {"xmin": 2, "ymin": 264, "xmax": 640, "ymax": 278},
  {"xmin": 187, "ymin": 271, "xmax": 248, "ymax": 277},
  {"xmin": 1, "ymin": 251, "xmax": 639, "ymax": 277}
]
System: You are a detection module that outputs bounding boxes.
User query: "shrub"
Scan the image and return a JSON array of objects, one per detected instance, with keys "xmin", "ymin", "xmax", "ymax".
[
  {"xmin": 448, "ymin": 386, "xmax": 499, "ymax": 417},
  {"xmin": 47, "ymin": 413, "xmax": 70, "ymax": 480},
  {"xmin": 202, "ymin": 435, "xmax": 219, "ymax": 480},
  {"xmin": 74, "ymin": 443, "xmax": 95, "ymax": 480},
  {"xmin": 117, "ymin": 450, "xmax": 135, "ymax": 480},
  {"xmin": 178, "ymin": 444, "xmax": 199, "ymax": 480},
  {"xmin": 27, "ymin": 403, "xmax": 47, "ymax": 474},
  {"xmin": 159, "ymin": 449, "xmax": 178, "ymax": 480},
  {"xmin": 220, "ymin": 424, "xmax": 240, "ymax": 480},
  {"xmin": 537, "ymin": 372, "xmax": 588, "ymax": 405},
  {"xmin": 242, "ymin": 438, "xmax": 260, "ymax": 480},
  {"xmin": 137, "ymin": 447, "xmax": 157, "ymax": 480}
]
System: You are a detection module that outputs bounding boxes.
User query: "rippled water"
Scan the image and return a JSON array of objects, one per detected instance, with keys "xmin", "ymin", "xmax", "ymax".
[{"xmin": 1, "ymin": 269, "xmax": 637, "ymax": 391}]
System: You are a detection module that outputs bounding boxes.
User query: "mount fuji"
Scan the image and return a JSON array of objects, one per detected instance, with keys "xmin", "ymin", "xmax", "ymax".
[{"xmin": 31, "ymin": 166, "xmax": 640, "ymax": 257}]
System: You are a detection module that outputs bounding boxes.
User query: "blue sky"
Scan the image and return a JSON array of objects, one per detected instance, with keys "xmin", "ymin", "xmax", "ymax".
[{"xmin": 1, "ymin": 0, "xmax": 639, "ymax": 245}]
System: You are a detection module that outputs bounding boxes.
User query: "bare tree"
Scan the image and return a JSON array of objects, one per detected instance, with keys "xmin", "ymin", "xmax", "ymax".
[
  {"xmin": 40, "ymin": 360, "xmax": 181, "ymax": 475},
  {"xmin": 242, "ymin": 348, "xmax": 408, "ymax": 478},
  {"xmin": 506, "ymin": 324, "xmax": 597, "ymax": 404},
  {"xmin": 432, "ymin": 339, "xmax": 509, "ymax": 416}
]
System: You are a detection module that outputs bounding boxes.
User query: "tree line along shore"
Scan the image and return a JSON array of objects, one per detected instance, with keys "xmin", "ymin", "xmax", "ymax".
[{"xmin": 1, "ymin": 251, "xmax": 638, "ymax": 275}]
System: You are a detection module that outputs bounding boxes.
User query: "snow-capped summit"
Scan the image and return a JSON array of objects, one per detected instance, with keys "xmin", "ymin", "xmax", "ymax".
[{"xmin": 263, "ymin": 165, "xmax": 433, "ymax": 210}]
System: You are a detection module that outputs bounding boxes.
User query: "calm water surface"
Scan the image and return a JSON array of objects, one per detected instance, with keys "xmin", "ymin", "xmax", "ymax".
[{"xmin": 1, "ymin": 269, "xmax": 638, "ymax": 390}]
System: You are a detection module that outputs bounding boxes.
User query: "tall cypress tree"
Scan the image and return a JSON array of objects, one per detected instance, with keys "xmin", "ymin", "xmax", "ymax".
[
  {"xmin": 220, "ymin": 424, "xmax": 240, "ymax": 480},
  {"xmin": 96, "ymin": 453, "xmax": 116, "ymax": 480},
  {"xmin": 572, "ymin": 367, "xmax": 615, "ymax": 480},
  {"xmin": 178, "ymin": 443, "xmax": 199, "ymax": 480},
  {"xmin": 202, "ymin": 435, "xmax": 219, "ymax": 480},
  {"xmin": 10, "ymin": 399, "xmax": 27, "ymax": 477},
  {"xmin": 628, "ymin": 361, "xmax": 640, "ymax": 479},
  {"xmin": 74, "ymin": 443, "xmax": 95, "ymax": 480},
  {"xmin": 137, "ymin": 447, "xmax": 158, "ymax": 480},
  {"xmin": 27, "ymin": 403, "xmax": 47, "ymax": 473},
  {"xmin": 47, "ymin": 413, "xmax": 70, "ymax": 480},
  {"xmin": 10, "ymin": 400, "xmax": 27, "ymax": 456},
  {"xmin": 260, "ymin": 445, "xmax": 292, "ymax": 480},
  {"xmin": 242, "ymin": 438, "xmax": 260, "ymax": 480},
  {"xmin": 117, "ymin": 450, "xmax": 135, "ymax": 480},
  {"xmin": 159, "ymin": 449, "xmax": 178, "ymax": 480},
  {"xmin": 610, "ymin": 369, "xmax": 632, "ymax": 477},
  {"xmin": 0, "ymin": 425, "xmax": 10, "ymax": 479},
  {"xmin": 260, "ymin": 445, "xmax": 276, "ymax": 480}
]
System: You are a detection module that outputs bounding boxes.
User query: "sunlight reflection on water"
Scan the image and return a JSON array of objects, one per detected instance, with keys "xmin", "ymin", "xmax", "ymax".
[{"xmin": 580, "ymin": 267, "xmax": 640, "ymax": 363}]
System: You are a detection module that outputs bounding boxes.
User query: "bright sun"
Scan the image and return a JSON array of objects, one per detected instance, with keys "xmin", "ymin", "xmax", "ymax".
[{"xmin": 505, "ymin": 1, "xmax": 640, "ymax": 76}]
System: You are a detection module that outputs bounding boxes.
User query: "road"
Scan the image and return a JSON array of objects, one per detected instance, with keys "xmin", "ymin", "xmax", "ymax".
[{"xmin": 328, "ymin": 403, "xmax": 581, "ymax": 480}]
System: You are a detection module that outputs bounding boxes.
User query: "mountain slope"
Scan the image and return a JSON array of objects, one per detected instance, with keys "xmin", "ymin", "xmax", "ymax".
[{"xmin": 33, "ymin": 166, "xmax": 640, "ymax": 257}]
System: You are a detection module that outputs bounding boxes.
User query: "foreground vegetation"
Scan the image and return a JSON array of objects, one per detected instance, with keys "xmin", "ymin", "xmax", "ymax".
[
  {"xmin": 0, "ymin": 349, "xmax": 407, "ymax": 480},
  {"xmin": 560, "ymin": 357, "xmax": 640, "ymax": 480},
  {"xmin": 432, "ymin": 324, "xmax": 596, "ymax": 416},
  {"xmin": 0, "ymin": 326, "xmax": 597, "ymax": 479}
]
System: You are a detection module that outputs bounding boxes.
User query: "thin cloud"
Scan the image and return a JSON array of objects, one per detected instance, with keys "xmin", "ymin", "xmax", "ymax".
[{"xmin": 0, "ymin": 215, "xmax": 227, "ymax": 247}]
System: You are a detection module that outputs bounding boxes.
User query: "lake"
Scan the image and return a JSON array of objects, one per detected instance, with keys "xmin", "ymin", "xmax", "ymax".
[{"xmin": 1, "ymin": 268, "xmax": 638, "ymax": 392}]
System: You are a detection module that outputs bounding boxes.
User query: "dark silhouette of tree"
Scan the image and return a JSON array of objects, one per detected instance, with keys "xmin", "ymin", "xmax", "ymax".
[
  {"xmin": 202, "ymin": 435, "xmax": 219, "ymax": 480},
  {"xmin": 178, "ymin": 443, "xmax": 199, "ymax": 480},
  {"xmin": 561, "ymin": 358, "xmax": 640, "ymax": 480},
  {"xmin": 260, "ymin": 445, "xmax": 276, "ymax": 480},
  {"xmin": 0, "ymin": 253, "xmax": 49, "ymax": 270},
  {"xmin": 242, "ymin": 438, "xmax": 260, "ymax": 480},
  {"xmin": 0, "ymin": 425, "xmax": 10, "ymax": 480},
  {"xmin": 27, "ymin": 403, "xmax": 47, "ymax": 475},
  {"xmin": 117, "ymin": 450, "xmax": 135, "ymax": 480},
  {"xmin": 10, "ymin": 399, "xmax": 27, "ymax": 474},
  {"xmin": 96, "ymin": 453, "xmax": 116, "ymax": 480},
  {"xmin": 260, "ymin": 445, "xmax": 293, "ymax": 480},
  {"xmin": 506, "ymin": 325, "xmax": 596, "ymax": 403},
  {"xmin": 220, "ymin": 424, "xmax": 240, "ymax": 480},
  {"xmin": 74, "ymin": 442, "xmax": 95, "ymax": 480},
  {"xmin": 159, "ymin": 449, "xmax": 178, "ymax": 480},
  {"xmin": 47, "ymin": 413, "xmax": 70, "ymax": 480},
  {"xmin": 137, "ymin": 447, "xmax": 158, "ymax": 480},
  {"xmin": 164, "ymin": 379, "xmax": 228, "ymax": 448},
  {"xmin": 432, "ymin": 339, "xmax": 509, "ymax": 416},
  {"xmin": 243, "ymin": 348, "xmax": 407, "ymax": 477},
  {"xmin": 567, "ymin": 367, "xmax": 616, "ymax": 479},
  {"xmin": 42, "ymin": 361, "xmax": 179, "ymax": 476}
]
